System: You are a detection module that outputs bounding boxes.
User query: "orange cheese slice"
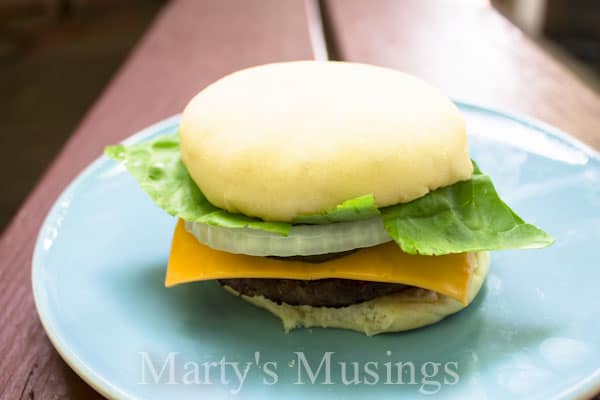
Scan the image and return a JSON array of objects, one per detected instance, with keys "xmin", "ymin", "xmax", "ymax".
[{"xmin": 166, "ymin": 220, "xmax": 474, "ymax": 304}]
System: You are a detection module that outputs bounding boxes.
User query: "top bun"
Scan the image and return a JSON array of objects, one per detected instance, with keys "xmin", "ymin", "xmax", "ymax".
[{"xmin": 180, "ymin": 61, "xmax": 472, "ymax": 222}]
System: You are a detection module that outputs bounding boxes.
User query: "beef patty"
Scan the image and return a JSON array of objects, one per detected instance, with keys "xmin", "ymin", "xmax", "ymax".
[{"xmin": 219, "ymin": 278, "xmax": 409, "ymax": 307}]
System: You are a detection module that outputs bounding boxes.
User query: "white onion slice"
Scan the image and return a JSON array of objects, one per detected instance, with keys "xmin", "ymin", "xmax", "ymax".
[{"xmin": 184, "ymin": 218, "xmax": 392, "ymax": 257}]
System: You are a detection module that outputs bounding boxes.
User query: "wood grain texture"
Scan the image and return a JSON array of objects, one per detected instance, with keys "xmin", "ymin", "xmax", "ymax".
[
  {"xmin": 324, "ymin": 1, "xmax": 600, "ymax": 398},
  {"xmin": 0, "ymin": 0, "xmax": 315, "ymax": 398},
  {"xmin": 322, "ymin": 0, "xmax": 600, "ymax": 150}
]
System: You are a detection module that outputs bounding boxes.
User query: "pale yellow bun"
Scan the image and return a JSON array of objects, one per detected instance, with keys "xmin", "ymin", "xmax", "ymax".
[
  {"xmin": 224, "ymin": 252, "xmax": 489, "ymax": 336},
  {"xmin": 180, "ymin": 61, "xmax": 472, "ymax": 222}
]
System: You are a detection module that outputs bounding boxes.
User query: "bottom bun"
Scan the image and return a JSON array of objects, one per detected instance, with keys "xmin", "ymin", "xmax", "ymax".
[{"xmin": 223, "ymin": 252, "xmax": 489, "ymax": 336}]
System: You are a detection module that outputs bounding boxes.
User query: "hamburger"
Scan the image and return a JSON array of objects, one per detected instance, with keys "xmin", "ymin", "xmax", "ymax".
[{"xmin": 106, "ymin": 61, "xmax": 553, "ymax": 336}]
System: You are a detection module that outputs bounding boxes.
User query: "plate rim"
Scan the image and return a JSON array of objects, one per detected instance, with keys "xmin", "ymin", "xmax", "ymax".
[{"xmin": 31, "ymin": 103, "xmax": 600, "ymax": 400}]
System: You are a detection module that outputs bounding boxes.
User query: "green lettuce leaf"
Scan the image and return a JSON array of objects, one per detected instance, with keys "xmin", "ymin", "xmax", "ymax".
[
  {"xmin": 106, "ymin": 134, "xmax": 553, "ymax": 255},
  {"xmin": 293, "ymin": 194, "xmax": 380, "ymax": 224},
  {"xmin": 380, "ymin": 163, "xmax": 554, "ymax": 255},
  {"xmin": 105, "ymin": 133, "xmax": 291, "ymax": 235}
]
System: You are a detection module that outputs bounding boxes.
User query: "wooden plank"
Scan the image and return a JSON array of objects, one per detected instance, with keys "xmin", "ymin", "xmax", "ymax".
[
  {"xmin": 324, "ymin": 2, "xmax": 600, "ymax": 398},
  {"xmin": 323, "ymin": 0, "xmax": 600, "ymax": 149},
  {"xmin": 0, "ymin": 0, "xmax": 316, "ymax": 398}
]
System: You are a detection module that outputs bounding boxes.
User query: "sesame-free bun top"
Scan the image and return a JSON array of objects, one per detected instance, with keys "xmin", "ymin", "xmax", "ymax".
[{"xmin": 180, "ymin": 61, "xmax": 473, "ymax": 222}]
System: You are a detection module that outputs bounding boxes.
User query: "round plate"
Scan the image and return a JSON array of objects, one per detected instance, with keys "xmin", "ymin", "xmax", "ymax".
[{"xmin": 33, "ymin": 103, "xmax": 600, "ymax": 399}]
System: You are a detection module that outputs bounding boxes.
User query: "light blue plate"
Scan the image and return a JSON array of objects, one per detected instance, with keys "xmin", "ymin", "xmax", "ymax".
[{"xmin": 33, "ymin": 103, "xmax": 600, "ymax": 400}]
